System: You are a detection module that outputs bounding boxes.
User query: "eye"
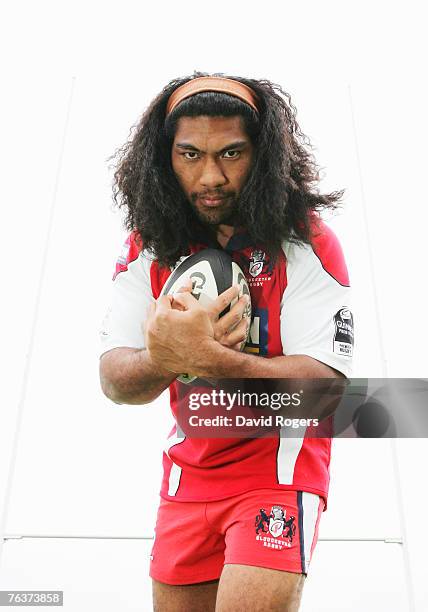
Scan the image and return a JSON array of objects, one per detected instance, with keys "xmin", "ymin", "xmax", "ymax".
[
  {"xmin": 222, "ymin": 150, "xmax": 240, "ymax": 159},
  {"xmin": 183, "ymin": 151, "xmax": 200, "ymax": 160}
]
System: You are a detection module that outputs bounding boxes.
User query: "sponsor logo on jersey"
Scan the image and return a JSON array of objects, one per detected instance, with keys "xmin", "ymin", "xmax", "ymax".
[
  {"xmin": 333, "ymin": 307, "xmax": 354, "ymax": 356},
  {"xmin": 254, "ymin": 505, "xmax": 296, "ymax": 550}
]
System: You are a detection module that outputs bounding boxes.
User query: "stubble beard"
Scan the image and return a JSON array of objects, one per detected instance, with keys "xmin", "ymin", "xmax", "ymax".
[{"xmin": 188, "ymin": 194, "xmax": 242, "ymax": 228}]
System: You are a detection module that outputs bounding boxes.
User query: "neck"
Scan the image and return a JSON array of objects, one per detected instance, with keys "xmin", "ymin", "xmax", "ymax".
[{"xmin": 216, "ymin": 224, "xmax": 236, "ymax": 248}]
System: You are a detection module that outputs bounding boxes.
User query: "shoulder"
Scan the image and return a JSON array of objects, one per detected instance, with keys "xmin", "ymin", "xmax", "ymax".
[
  {"xmin": 282, "ymin": 217, "xmax": 349, "ymax": 288},
  {"xmin": 310, "ymin": 218, "xmax": 349, "ymax": 286},
  {"xmin": 113, "ymin": 231, "xmax": 155, "ymax": 280}
]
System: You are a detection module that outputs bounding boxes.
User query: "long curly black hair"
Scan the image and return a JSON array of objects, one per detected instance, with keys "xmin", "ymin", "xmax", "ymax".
[{"xmin": 110, "ymin": 72, "xmax": 344, "ymax": 267}]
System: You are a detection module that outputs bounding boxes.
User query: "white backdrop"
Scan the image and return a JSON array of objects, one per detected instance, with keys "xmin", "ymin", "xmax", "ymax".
[{"xmin": 1, "ymin": 1, "xmax": 427, "ymax": 610}]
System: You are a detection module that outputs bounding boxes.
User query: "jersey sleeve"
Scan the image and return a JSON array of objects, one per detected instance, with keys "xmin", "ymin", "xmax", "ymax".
[
  {"xmin": 99, "ymin": 233, "xmax": 155, "ymax": 357},
  {"xmin": 280, "ymin": 223, "xmax": 354, "ymax": 377}
]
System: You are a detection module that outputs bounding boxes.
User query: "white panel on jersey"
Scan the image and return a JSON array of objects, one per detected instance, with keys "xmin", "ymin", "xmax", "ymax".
[
  {"xmin": 164, "ymin": 430, "xmax": 186, "ymax": 497},
  {"xmin": 281, "ymin": 241, "xmax": 353, "ymax": 377},
  {"xmin": 277, "ymin": 427, "xmax": 306, "ymax": 484},
  {"xmin": 167, "ymin": 464, "xmax": 182, "ymax": 497},
  {"xmin": 100, "ymin": 250, "xmax": 155, "ymax": 355}
]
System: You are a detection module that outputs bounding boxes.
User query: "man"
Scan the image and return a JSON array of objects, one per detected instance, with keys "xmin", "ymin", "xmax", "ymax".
[{"xmin": 100, "ymin": 73, "xmax": 353, "ymax": 611}]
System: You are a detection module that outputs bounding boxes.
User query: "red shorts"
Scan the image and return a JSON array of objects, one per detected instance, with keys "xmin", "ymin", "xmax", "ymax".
[{"xmin": 149, "ymin": 489, "xmax": 324, "ymax": 585}]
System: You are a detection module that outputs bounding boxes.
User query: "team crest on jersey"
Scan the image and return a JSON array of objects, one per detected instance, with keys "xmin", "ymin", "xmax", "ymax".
[
  {"xmin": 249, "ymin": 250, "xmax": 266, "ymax": 277},
  {"xmin": 254, "ymin": 505, "xmax": 296, "ymax": 550}
]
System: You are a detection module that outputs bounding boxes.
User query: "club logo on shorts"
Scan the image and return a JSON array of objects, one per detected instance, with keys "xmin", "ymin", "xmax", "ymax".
[{"xmin": 254, "ymin": 505, "xmax": 296, "ymax": 550}]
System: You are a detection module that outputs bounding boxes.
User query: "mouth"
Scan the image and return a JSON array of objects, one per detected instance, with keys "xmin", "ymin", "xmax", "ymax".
[{"xmin": 198, "ymin": 195, "xmax": 229, "ymax": 207}]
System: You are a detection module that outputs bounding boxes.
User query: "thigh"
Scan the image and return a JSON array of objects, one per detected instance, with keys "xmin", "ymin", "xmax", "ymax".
[
  {"xmin": 216, "ymin": 489, "xmax": 324, "ymax": 576},
  {"xmin": 216, "ymin": 564, "xmax": 304, "ymax": 612},
  {"xmin": 152, "ymin": 578, "xmax": 219, "ymax": 612},
  {"xmin": 149, "ymin": 497, "xmax": 225, "ymax": 586}
]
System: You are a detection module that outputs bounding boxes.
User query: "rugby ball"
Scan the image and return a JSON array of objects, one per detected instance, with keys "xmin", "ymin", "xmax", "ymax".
[{"xmin": 160, "ymin": 249, "xmax": 252, "ymax": 383}]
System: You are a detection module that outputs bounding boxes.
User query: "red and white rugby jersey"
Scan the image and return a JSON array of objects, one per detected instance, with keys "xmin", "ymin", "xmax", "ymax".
[{"xmin": 100, "ymin": 219, "xmax": 353, "ymax": 507}]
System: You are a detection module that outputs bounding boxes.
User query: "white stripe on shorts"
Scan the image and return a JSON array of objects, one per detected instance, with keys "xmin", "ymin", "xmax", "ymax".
[{"xmin": 301, "ymin": 491, "xmax": 321, "ymax": 573}]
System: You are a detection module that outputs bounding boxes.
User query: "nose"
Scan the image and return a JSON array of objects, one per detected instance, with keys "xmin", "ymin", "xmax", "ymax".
[{"xmin": 199, "ymin": 157, "xmax": 227, "ymax": 189}]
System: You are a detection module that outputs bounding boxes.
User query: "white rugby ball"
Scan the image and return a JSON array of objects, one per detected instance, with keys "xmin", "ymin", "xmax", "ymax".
[{"xmin": 160, "ymin": 249, "xmax": 252, "ymax": 383}]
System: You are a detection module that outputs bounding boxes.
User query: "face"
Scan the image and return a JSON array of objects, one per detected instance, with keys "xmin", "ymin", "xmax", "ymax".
[{"xmin": 171, "ymin": 115, "xmax": 254, "ymax": 227}]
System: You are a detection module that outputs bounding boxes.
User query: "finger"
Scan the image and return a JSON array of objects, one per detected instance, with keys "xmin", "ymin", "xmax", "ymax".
[
  {"xmin": 208, "ymin": 285, "xmax": 240, "ymax": 319},
  {"xmin": 171, "ymin": 278, "xmax": 193, "ymax": 311},
  {"xmin": 171, "ymin": 300, "xmax": 186, "ymax": 311},
  {"xmin": 155, "ymin": 294, "xmax": 174, "ymax": 315},
  {"xmin": 217, "ymin": 294, "xmax": 250, "ymax": 332},
  {"xmin": 172, "ymin": 291, "xmax": 200, "ymax": 311},
  {"xmin": 221, "ymin": 317, "xmax": 249, "ymax": 346},
  {"xmin": 174, "ymin": 277, "xmax": 193, "ymax": 294}
]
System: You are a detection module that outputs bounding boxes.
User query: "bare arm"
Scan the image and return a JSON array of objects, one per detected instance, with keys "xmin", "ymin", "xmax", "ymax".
[
  {"xmin": 183, "ymin": 347, "xmax": 342, "ymax": 379},
  {"xmin": 146, "ymin": 290, "xmax": 343, "ymax": 380},
  {"xmin": 100, "ymin": 284, "xmax": 342, "ymax": 407},
  {"xmin": 99, "ymin": 283, "xmax": 250, "ymax": 405},
  {"xmin": 99, "ymin": 347, "xmax": 177, "ymax": 405}
]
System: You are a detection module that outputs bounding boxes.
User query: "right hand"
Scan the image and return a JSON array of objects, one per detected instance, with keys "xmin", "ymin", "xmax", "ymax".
[{"xmin": 172, "ymin": 281, "xmax": 251, "ymax": 352}]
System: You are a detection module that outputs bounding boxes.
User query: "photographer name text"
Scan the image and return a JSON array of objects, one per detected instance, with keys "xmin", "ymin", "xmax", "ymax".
[{"xmin": 188, "ymin": 415, "xmax": 319, "ymax": 428}]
